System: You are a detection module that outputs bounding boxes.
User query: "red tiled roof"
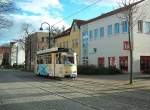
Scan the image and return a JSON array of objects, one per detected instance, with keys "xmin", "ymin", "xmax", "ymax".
[{"xmin": 73, "ymin": 19, "xmax": 86, "ymax": 27}]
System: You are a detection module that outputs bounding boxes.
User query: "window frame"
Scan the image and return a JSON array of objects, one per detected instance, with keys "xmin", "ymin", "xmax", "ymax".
[
  {"xmin": 100, "ymin": 27, "xmax": 104, "ymax": 38},
  {"xmin": 122, "ymin": 21, "xmax": 128, "ymax": 33},
  {"xmin": 108, "ymin": 25, "xmax": 113, "ymax": 36},
  {"xmin": 114, "ymin": 23, "xmax": 120, "ymax": 34}
]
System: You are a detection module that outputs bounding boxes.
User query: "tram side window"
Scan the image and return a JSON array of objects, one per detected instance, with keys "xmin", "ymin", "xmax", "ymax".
[
  {"xmin": 46, "ymin": 55, "xmax": 52, "ymax": 64},
  {"xmin": 39, "ymin": 59, "xmax": 43, "ymax": 64},
  {"xmin": 37, "ymin": 56, "xmax": 43, "ymax": 64},
  {"xmin": 56, "ymin": 53, "xmax": 62, "ymax": 64}
]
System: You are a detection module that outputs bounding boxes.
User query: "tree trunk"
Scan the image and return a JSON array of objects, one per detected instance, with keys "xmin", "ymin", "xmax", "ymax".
[{"xmin": 128, "ymin": 9, "xmax": 133, "ymax": 84}]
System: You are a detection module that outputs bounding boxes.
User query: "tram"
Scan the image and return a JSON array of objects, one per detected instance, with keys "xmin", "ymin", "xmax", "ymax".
[{"xmin": 35, "ymin": 47, "xmax": 77, "ymax": 78}]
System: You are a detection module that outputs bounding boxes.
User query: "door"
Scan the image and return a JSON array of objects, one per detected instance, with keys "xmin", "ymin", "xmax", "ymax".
[
  {"xmin": 140, "ymin": 56, "xmax": 150, "ymax": 73},
  {"xmin": 119, "ymin": 56, "xmax": 128, "ymax": 72}
]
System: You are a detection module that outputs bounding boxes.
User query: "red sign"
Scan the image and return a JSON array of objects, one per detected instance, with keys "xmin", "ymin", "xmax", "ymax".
[{"xmin": 123, "ymin": 41, "xmax": 129, "ymax": 50}]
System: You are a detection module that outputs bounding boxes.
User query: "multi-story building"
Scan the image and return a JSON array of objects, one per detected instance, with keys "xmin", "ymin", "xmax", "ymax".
[
  {"xmin": 80, "ymin": 0, "xmax": 150, "ymax": 73},
  {"xmin": 25, "ymin": 32, "xmax": 49, "ymax": 70},
  {"xmin": 10, "ymin": 42, "xmax": 25, "ymax": 66},
  {"xmin": 0, "ymin": 46, "xmax": 10, "ymax": 66},
  {"xmin": 55, "ymin": 19, "xmax": 85, "ymax": 64}
]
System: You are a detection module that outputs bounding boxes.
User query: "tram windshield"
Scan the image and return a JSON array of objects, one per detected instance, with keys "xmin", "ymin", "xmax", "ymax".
[
  {"xmin": 64, "ymin": 56, "xmax": 74, "ymax": 64},
  {"xmin": 56, "ymin": 53, "xmax": 75, "ymax": 64}
]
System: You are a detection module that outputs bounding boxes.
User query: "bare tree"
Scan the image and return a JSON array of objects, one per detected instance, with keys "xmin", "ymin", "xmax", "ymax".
[
  {"xmin": 0, "ymin": 0, "xmax": 17, "ymax": 29},
  {"xmin": 19, "ymin": 23, "xmax": 34, "ymax": 70},
  {"xmin": 116, "ymin": 0, "xmax": 145, "ymax": 84}
]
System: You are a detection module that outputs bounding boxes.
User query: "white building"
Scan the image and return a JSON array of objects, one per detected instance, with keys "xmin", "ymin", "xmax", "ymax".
[
  {"xmin": 10, "ymin": 42, "xmax": 25, "ymax": 66},
  {"xmin": 80, "ymin": 0, "xmax": 150, "ymax": 73}
]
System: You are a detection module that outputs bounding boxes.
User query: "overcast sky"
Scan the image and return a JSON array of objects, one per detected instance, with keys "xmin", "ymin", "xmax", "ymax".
[{"xmin": 0, "ymin": 0, "xmax": 125, "ymax": 45}]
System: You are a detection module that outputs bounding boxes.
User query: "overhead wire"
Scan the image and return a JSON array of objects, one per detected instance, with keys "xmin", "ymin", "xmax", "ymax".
[{"xmin": 51, "ymin": 0, "xmax": 102, "ymax": 27}]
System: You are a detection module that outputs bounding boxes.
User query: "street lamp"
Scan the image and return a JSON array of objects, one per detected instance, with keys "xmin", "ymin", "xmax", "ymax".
[{"xmin": 40, "ymin": 22, "xmax": 51, "ymax": 48}]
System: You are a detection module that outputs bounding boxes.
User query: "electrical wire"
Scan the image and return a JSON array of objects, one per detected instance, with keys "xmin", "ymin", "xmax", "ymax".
[{"xmin": 51, "ymin": 0, "xmax": 102, "ymax": 27}]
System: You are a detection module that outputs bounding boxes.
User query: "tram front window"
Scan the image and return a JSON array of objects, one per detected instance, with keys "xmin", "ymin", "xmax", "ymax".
[{"xmin": 64, "ymin": 56, "xmax": 74, "ymax": 64}]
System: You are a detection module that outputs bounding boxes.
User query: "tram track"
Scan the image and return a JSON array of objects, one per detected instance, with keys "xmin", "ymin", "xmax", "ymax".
[
  {"xmin": 20, "ymin": 76, "xmax": 104, "ymax": 110},
  {"xmin": 17, "ymin": 74, "xmax": 140, "ymax": 110}
]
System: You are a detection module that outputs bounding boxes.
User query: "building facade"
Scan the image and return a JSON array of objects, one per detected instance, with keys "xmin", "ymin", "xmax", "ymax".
[
  {"xmin": 55, "ymin": 20, "xmax": 85, "ymax": 64},
  {"xmin": 25, "ymin": 32, "xmax": 49, "ymax": 70},
  {"xmin": 0, "ymin": 46, "xmax": 10, "ymax": 66},
  {"xmin": 80, "ymin": 0, "xmax": 150, "ymax": 73},
  {"xmin": 10, "ymin": 42, "xmax": 25, "ymax": 66}
]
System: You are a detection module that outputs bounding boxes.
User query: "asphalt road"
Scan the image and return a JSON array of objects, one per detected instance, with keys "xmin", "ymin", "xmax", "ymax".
[{"xmin": 0, "ymin": 69, "xmax": 150, "ymax": 110}]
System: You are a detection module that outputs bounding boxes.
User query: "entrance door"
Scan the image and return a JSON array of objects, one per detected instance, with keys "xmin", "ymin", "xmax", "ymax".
[
  {"xmin": 140, "ymin": 56, "xmax": 150, "ymax": 73},
  {"xmin": 119, "ymin": 56, "xmax": 128, "ymax": 72}
]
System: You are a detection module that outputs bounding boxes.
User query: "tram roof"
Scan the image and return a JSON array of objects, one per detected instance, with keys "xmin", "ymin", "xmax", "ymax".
[{"xmin": 37, "ymin": 47, "xmax": 74, "ymax": 55}]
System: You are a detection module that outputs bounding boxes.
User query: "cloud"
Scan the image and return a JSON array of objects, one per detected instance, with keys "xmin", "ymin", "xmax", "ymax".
[
  {"xmin": 0, "ymin": 0, "xmax": 69, "ymax": 45},
  {"xmin": 16, "ymin": 0, "xmax": 63, "ymax": 15}
]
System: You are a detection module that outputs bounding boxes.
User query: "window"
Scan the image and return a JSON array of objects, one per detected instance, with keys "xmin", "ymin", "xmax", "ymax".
[
  {"xmin": 64, "ymin": 42, "xmax": 66, "ymax": 48},
  {"xmin": 66, "ymin": 41, "xmax": 68, "ymax": 48},
  {"xmin": 82, "ymin": 38, "xmax": 88, "ymax": 48},
  {"xmin": 122, "ymin": 21, "xmax": 128, "ymax": 32},
  {"xmin": 60, "ymin": 43, "xmax": 62, "ymax": 47},
  {"xmin": 114, "ymin": 23, "xmax": 120, "ymax": 34},
  {"xmin": 108, "ymin": 25, "xmax": 112, "ymax": 35},
  {"xmin": 63, "ymin": 42, "xmax": 65, "ymax": 48},
  {"xmin": 144, "ymin": 22, "xmax": 150, "ymax": 33},
  {"xmin": 94, "ymin": 29, "xmax": 98, "ymax": 39},
  {"xmin": 89, "ymin": 30, "xmax": 93, "ymax": 40},
  {"xmin": 72, "ymin": 40, "xmax": 74, "ymax": 47},
  {"xmin": 140, "ymin": 56, "xmax": 150, "ymax": 73},
  {"xmin": 123, "ymin": 41, "xmax": 129, "ymax": 50},
  {"xmin": 46, "ymin": 37, "xmax": 49, "ymax": 42},
  {"xmin": 108, "ymin": 57, "xmax": 116, "ymax": 67},
  {"xmin": 46, "ymin": 55, "xmax": 52, "ymax": 64},
  {"xmin": 100, "ymin": 27, "xmax": 104, "ymax": 37},
  {"xmin": 75, "ymin": 39, "xmax": 79, "ymax": 47},
  {"xmin": 98, "ymin": 57, "xmax": 104, "ymax": 67},
  {"xmin": 41, "ymin": 37, "xmax": 44, "ymax": 42},
  {"xmin": 138, "ymin": 20, "xmax": 143, "ymax": 33}
]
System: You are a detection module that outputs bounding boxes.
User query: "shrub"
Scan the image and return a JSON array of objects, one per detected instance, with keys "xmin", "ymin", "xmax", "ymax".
[
  {"xmin": 13, "ymin": 63, "xmax": 24, "ymax": 69},
  {"xmin": 77, "ymin": 65, "xmax": 122, "ymax": 75}
]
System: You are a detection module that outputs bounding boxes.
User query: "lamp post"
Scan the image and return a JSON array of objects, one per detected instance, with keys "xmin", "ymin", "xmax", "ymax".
[{"xmin": 40, "ymin": 22, "xmax": 51, "ymax": 48}]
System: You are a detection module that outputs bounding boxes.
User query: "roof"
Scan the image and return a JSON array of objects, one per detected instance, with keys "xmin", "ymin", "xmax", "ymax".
[
  {"xmin": 81, "ymin": 0, "xmax": 144, "ymax": 25},
  {"xmin": 55, "ymin": 28, "xmax": 71, "ymax": 39},
  {"xmin": 72, "ymin": 19, "xmax": 86, "ymax": 28},
  {"xmin": 55, "ymin": 19, "xmax": 86, "ymax": 39},
  {"xmin": 37, "ymin": 47, "xmax": 74, "ymax": 55},
  {"xmin": 0, "ymin": 46, "xmax": 9, "ymax": 54}
]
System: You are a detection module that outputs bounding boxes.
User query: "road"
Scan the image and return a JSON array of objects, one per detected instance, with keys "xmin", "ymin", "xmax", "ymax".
[{"xmin": 0, "ymin": 69, "xmax": 150, "ymax": 110}]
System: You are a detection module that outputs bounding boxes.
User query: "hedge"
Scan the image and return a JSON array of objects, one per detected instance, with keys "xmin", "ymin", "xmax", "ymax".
[{"xmin": 77, "ymin": 65, "xmax": 122, "ymax": 75}]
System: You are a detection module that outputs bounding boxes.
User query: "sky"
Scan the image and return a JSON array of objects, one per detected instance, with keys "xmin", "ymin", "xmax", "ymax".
[{"xmin": 0, "ymin": 0, "xmax": 122, "ymax": 45}]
